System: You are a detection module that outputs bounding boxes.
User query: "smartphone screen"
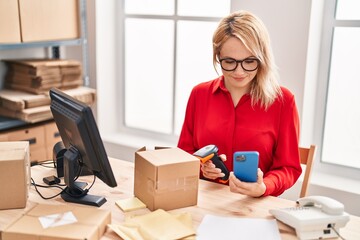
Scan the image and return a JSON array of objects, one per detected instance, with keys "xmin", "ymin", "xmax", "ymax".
[{"xmin": 233, "ymin": 151, "xmax": 259, "ymax": 182}]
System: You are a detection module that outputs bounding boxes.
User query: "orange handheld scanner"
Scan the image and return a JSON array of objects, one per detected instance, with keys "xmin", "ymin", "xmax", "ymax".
[{"xmin": 193, "ymin": 144, "xmax": 230, "ymax": 183}]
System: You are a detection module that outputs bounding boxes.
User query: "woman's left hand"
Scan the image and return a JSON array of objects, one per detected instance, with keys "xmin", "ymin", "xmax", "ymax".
[{"xmin": 229, "ymin": 168, "xmax": 266, "ymax": 197}]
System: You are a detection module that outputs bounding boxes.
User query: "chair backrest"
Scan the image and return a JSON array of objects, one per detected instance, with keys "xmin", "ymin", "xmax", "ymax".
[{"xmin": 298, "ymin": 145, "xmax": 317, "ymax": 198}]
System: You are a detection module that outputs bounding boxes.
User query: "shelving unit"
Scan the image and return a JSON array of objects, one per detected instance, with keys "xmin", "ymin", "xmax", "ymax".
[
  {"xmin": 0, "ymin": 39, "xmax": 82, "ymax": 50},
  {"xmin": 0, "ymin": 0, "xmax": 89, "ymax": 162}
]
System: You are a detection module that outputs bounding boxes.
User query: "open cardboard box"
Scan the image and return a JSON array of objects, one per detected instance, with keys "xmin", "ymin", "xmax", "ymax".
[
  {"xmin": 1, "ymin": 203, "xmax": 111, "ymax": 240},
  {"xmin": 134, "ymin": 147, "xmax": 200, "ymax": 211}
]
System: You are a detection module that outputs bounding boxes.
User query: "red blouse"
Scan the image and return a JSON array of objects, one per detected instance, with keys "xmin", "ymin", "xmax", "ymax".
[{"xmin": 177, "ymin": 76, "xmax": 302, "ymax": 196}]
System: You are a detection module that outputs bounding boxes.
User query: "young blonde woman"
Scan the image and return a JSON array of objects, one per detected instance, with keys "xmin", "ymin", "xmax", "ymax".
[{"xmin": 178, "ymin": 10, "xmax": 302, "ymax": 197}]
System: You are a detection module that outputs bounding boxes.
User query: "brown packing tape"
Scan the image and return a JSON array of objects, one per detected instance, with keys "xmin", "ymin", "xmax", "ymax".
[{"xmin": 153, "ymin": 175, "xmax": 199, "ymax": 194}]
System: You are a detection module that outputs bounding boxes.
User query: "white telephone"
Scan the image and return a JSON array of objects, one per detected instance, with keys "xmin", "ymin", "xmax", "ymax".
[{"xmin": 270, "ymin": 196, "xmax": 350, "ymax": 240}]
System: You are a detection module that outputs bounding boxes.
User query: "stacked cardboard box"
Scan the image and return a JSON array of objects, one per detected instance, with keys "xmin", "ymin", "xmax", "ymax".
[
  {"xmin": 4, "ymin": 59, "xmax": 83, "ymax": 94},
  {"xmin": 0, "ymin": 59, "xmax": 94, "ymax": 123},
  {"xmin": 0, "ymin": 87, "xmax": 96, "ymax": 123}
]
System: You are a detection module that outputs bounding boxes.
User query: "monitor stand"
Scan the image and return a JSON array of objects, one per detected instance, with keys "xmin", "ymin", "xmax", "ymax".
[
  {"xmin": 61, "ymin": 186, "xmax": 107, "ymax": 207},
  {"xmin": 61, "ymin": 146, "xmax": 107, "ymax": 207}
]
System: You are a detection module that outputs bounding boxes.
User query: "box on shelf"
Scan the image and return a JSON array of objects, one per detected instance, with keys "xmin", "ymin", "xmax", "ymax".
[
  {"xmin": 0, "ymin": 86, "xmax": 96, "ymax": 123},
  {"xmin": 0, "ymin": 89, "xmax": 51, "ymax": 110},
  {"xmin": 0, "ymin": 0, "xmax": 21, "ymax": 43},
  {"xmin": 0, "ymin": 141, "xmax": 30, "ymax": 210},
  {"xmin": 134, "ymin": 147, "xmax": 200, "ymax": 211},
  {"xmin": 3, "ymin": 59, "xmax": 83, "ymax": 94},
  {"xmin": 18, "ymin": 0, "xmax": 80, "ymax": 42},
  {"xmin": 2, "ymin": 203, "xmax": 111, "ymax": 240},
  {"xmin": 0, "ymin": 105, "xmax": 53, "ymax": 124}
]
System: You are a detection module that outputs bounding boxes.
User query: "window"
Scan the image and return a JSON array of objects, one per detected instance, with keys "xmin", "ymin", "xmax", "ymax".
[
  {"xmin": 317, "ymin": 0, "xmax": 360, "ymax": 176},
  {"xmin": 121, "ymin": 0, "xmax": 230, "ymax": 140}
]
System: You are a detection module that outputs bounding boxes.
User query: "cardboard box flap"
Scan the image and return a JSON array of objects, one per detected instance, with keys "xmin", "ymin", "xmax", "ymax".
[
  {"xmin": 135, "ymin": 151, "xmax": 156, "ymax": 181},
  {"xmin": 136, "ymin": 146, "xmax": 147, "ymax": 152},
  {"xmin": 137, "ymin": 148, "xmax": 198, "ymax": 166}
]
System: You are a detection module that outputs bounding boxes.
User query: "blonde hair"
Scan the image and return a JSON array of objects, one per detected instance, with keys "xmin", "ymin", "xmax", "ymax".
[{"xmin": 212, "ymin": 10, "xmax": 282, "ymax": 109}]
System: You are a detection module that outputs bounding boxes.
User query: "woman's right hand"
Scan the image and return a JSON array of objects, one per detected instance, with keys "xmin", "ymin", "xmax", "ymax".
[{"xmin": 200, "ymin": 154, "xmax": 227, "ymax": 179}]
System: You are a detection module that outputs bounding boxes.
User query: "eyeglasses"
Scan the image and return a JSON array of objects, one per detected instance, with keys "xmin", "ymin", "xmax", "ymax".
[{"xmin": 219, "ymin": 57, "xmax": 260, "ymax": 72}]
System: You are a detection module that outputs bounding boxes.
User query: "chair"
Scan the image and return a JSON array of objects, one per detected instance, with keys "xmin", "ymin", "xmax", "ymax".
[{"xmin": 299, "ymin": 145, "xmax": 317, "ymax": 198}]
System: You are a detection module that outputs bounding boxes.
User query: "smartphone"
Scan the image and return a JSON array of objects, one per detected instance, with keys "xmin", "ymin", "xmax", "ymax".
[{"xmin": 233, "ymin": 151, "xmax": 259, "ymax": 182}]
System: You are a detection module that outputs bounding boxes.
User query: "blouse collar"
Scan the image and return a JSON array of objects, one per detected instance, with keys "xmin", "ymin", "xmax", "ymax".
[{"xmin": 212, "ymin": 75, "xmax": 227, "ymax": 94}]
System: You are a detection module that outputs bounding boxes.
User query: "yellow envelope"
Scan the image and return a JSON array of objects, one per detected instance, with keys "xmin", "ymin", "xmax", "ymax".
[
  {"xmin": 108, "ymin": 223, "xmax": 144, "ymax": 240},
  {"xmin": 109, "ymin": 209, "xmax": 195, "ymax": 240},
  {"xmin": 115, "ymin": 197, "xmax": 147, "ymax": 212}
]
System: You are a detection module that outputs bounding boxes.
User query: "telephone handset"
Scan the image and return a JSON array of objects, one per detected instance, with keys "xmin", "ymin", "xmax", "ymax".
[
  {"xmin": 297, "ymin": 195, "xmax": 345, "ymax": 215},
  {"xmin": 270, "ymin": 196, "xmax": 350, "ymax": 240}
]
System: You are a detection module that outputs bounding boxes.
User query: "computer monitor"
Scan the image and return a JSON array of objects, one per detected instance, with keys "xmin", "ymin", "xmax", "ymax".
[{"xmin": 49, "ymin": 88, "xmax": 117, "ymax": 207}]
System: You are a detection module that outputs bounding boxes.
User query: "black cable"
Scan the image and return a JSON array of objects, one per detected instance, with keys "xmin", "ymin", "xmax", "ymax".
[
  {"xmin": 31, "ymin": 177, "xmax": 64, "ymax": 200},
  {"xmin": 75, "ymin": 164, "xmax": 96, "ymax": 191},
  {"xmin": 31, "ymin": 160, "xmax": 56, "ymax": 168},
  {"xmin": 31, "ymin": 164, "xmax": 97, "ymax": 200},
  {"xmin": 74, "ymin": 162, "xmax": 83, "ymax": 181},
  {"xmin": 55, "ymin": 181, "xmax": 67, "ymax": 187},
  {"xmin": 87, "ymin": 174, "xmax": 96, "ymax": 190},
  {"xmin": 38, "ymin": 163, "xmax": 56, "ymax": 168},
  {"xmin": 330, "ymin": 224, "xmax": 346, "ymax": 240}
]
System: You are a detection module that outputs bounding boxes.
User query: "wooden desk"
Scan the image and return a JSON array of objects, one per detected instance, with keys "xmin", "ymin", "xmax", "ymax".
[{"xmin": 1, "ymin": 158, "xmax": 359, "ymax": 240}]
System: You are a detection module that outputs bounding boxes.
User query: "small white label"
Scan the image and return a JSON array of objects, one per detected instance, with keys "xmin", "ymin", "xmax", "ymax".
[{"xmin": 38, "ymin": 211, "xmax": 77, "ymax": 229}]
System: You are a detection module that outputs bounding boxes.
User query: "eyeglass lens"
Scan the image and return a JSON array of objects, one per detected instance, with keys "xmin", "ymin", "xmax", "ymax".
[{"xmin": 220, "ymin": 58, "xmax": 259, "ymax": 71}]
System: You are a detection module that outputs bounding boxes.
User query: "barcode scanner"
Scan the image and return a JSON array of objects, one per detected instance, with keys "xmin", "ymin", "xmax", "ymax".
[{"xmin": 193, "ymin": 144, "xmax": 230, "ymax": 183}]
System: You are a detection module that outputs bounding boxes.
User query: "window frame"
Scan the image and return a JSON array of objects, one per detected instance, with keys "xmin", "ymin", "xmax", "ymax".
[
  {"xmin": 117, "ymin": 1, "xmax": 225, "ymax": 144},
  {"xmin": 313, "ymin": 0, "xmax": 360, "ymax": 180}
]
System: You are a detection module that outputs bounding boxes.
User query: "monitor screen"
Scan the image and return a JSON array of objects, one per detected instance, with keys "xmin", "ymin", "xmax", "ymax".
[{"xmin": 49, "ymin": 88, "xmax": 117, "ymax": 207}]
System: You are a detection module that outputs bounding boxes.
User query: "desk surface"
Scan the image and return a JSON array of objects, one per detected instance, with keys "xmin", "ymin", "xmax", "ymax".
[{"xmin": 1, "ymin": 158, "xmax": 359, "ymax": 240}]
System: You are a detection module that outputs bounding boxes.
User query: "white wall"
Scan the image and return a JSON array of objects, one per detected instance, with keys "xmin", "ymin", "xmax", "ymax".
[{"xmin": 231, "ymin": 1, "xmax": 312, "ymax": 123}]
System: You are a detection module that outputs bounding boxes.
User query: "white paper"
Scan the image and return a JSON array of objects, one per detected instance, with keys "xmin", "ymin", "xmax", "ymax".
[
  {"xmin": 197, "ymin": 214, "xmax": 281, "ymax": 240},
  {"xmin": 38, "ymin": 211, "xmax": 78, "ymax": 229}
]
